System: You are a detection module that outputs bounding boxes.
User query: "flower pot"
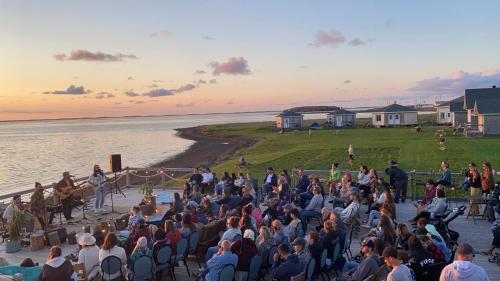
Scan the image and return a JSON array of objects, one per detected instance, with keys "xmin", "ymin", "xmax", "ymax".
[
  {"xmin": 5, "ymin": 239, "xmax": 21, "ymax": 253},
  {"xmin": 144, "ymin": 195, "xmax": 157, "ymax": 211}
]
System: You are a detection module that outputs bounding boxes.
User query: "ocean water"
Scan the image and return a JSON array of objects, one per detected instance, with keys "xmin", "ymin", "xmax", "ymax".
[{"xmin": 0, "ymin": 112, "xmax": 281, "ymax": 196}]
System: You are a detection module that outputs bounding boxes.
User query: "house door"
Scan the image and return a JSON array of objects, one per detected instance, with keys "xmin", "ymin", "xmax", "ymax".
[
  {"xmin": 336, "ymin": 116, "xmax": 342, "ymax": 127},
  {"xmin": 394, "ymin": 114, "xmax": 400, "ymax": 125},
  {"xmin": 388, "ymin": 114, "xmax": 394, "ymax": 125},
  {"xmin": 284, "ymin": 118, "xmax": 289, "ymax": 128}
]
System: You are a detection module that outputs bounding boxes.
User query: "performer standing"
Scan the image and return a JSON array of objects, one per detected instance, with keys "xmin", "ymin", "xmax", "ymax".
[
  {"xmin": 54, "ymin": 171, "xmax": 75, "ymax": 221},
  {"xmin": 88, "ymin": 164, "xmax": 107, "ymax": 213},
  {"xmin": 30, "ymin": 182, "xmax": 48, "ymax": 229}
]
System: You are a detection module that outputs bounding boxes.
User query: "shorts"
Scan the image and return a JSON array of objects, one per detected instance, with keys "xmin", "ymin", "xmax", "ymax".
[{"xmin": 349, "ymin": 154, "xmax": 354, "ymax": 160}]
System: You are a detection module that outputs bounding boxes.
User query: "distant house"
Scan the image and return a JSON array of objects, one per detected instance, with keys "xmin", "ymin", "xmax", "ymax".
[
  {"xmin": 326, "ymin": 109, "xmax": 356, "ymax": 127},
  {"xmin": 463, "ymin": 86, "xmax": 500, "ymax": 131},
  {"xmin": 371, "ymin": 103, "xmax": 417, "ymax": 127},
  {"xmin": 473, "ymin": 98, "xmax": 500, "ymax": 135},
  {"xmin": 435, "ymin": 96, "xmax": 467, "ymax": 127},
  {"xmin": 275, "ymin": 111, "xmax": 304, "ymax": 129}
]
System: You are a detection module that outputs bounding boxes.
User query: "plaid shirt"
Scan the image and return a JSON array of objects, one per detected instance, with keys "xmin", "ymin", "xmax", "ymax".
[{"xmin": 427, "ymin": 243, "xmax": 445, "ymax": 262}]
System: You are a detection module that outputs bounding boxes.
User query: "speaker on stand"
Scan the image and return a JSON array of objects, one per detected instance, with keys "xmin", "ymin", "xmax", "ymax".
[{"xmin": 108, "ymin": 154, "xmax": 125, "ymax": 213}]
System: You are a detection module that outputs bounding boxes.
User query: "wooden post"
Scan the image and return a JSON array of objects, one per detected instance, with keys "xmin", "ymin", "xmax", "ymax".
[
  {"xmin": 125, "ymin": 168, "xmax": 131, "ymax": 187},
  {"xmin": 160, "ymin": 170, "xmax": 166, "ymax": 187}
]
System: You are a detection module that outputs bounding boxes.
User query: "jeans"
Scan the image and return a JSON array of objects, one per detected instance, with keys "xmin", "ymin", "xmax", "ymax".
[
  {"xmin": 95, "ymin": 186, "xmax": 106, "ymax": 209},
  {"xmin": 300, "ymin": 210, "xmax": 321, "ymax": 233},
  {"xmin": 61, "ymin": 195, "xmax": 73, "ymax": 220},
  {"xmin": 342, "ymin": 261, "xmax": 359, "ymax": 273},
  {"xmin": 205, "ymin": 246, "xmax": 219, "ymax": 262},
  {"xmin": 187, "ymin": 201, "xmax": 200, "ymax": 209},
  {"xmin": 394, "ymin": 179, "xmax": 408, "ymax": 202},
  {"xmin": 299, "ymin": 192, "xmax": 313, "ymax": 208},
  {"xmin": 463, "ymin": 178, "xmax": 470, "ymax": 192},
  {"xmin": 263, "ymin": 183, "xmax": 273, "ymax": 196},
  {"xmin": 368, "ymin": 210, "xmax": 380, "ymax": 223}
]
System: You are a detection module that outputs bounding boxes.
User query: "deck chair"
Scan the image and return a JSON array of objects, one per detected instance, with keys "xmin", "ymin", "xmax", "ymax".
[
  {"xmin": 128, "ymin": 255, "xmax": 154, "ymax": 281},
  {"xmin": 171, "ymin": 238, "xmax": 189, "ymax": 279},
  {"xmin": 218, "ymin": 264, "xmax": 236, "ymax": 281},
  {"xmin": 100, "ymin": 255, "xmax": 124, "ymax": 281},
  {"xmin": 187, "ymin": 231, "xmax": 201, "ymax": 267},
  {"xmin": 305, "ymin": 258, "xmax": 316, "ymax": 281},
  {"xmin": 247, "ymin": 255, "xmax": 262, "ymax": 281},
  {"xmin": 153, "ymin": 242, "xmax": 173, "ymax": 281}
]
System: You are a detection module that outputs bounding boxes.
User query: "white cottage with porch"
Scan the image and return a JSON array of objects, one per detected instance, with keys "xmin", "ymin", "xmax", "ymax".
[
  {"xmin": 275, "ymin": 111, "xmax": 304, "ymax": 129},
  {"xmin": 371, "ymin": 104, "xmax": 417, "ymax": 127}
]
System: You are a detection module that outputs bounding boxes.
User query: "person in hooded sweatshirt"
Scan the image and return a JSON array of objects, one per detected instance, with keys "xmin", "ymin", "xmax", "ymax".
[
  {"xmin": 231, "ymin": 229, "xmax": 258, "ymax": 281},
  {"xmin": 271, "ymin": 243, "xmax": 304, "ymax": 281},
  {"xmin": 39, "ymin": 246, "xmax": 77, "ymax": 281},
  {"xmin": 440, "ymin": 243, "xmax": 489, "ymax": 281}
]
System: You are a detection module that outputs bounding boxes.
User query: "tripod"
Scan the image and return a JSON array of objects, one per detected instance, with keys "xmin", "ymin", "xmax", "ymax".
[{"xmin": 109, "ymin": 171, "xmax": 126, "ymax": 213}]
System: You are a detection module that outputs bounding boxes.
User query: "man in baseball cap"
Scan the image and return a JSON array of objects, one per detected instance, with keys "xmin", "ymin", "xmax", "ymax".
[{"xmin": 292, "ymin": 237, "xmax": 310, "ymax": 268}]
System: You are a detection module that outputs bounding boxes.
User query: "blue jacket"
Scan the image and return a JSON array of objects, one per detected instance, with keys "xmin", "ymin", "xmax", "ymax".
[
  {"xmin": 271, "ymin": 254, "xmax": 304, "ymax": 281},
  {"xmin": 205, "ymin": 252, "xmax": 238, "ymax": 281},
  {"xmin": 439, "ymin": 169, "xmax": 452, "ymax": 184},
  {"xmin": 263, "ymin": 173, "xmax": 277, "ymax": 187}
]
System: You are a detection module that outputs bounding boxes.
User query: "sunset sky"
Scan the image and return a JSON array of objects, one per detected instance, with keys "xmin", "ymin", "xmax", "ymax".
[{"xmin": 1, "ymin": 0, "xmax": 500, "ymax": 120}]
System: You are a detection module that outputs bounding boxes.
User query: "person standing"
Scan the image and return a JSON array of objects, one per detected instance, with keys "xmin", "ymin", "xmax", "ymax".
[
  {"xmin": 440, "ymin": 243, "xmax": 490, "ymax": 281},
  {"xmin": 348, "ymin": 144, "xmax": 354, "ymax": 167},
  {"xmin": 437, "ymin": 161, "xmax": 452, "ymax": 186},
  {"xmin": 386, "ymin": 160, "xmax": 408, "ymax": 203},
  {"xmin": 54, "ymin": 171, "xmax": 75, "ymax": 221},
  {"xmin": 30, "ymin": 182, "xmax": 47, "ymax": 230},
  {"xmin": 262, "ymin": 167, "xmax": 277, "ymax": 198},
  {"xmin": 481, "ymin": 162, "xmax": 495, "ymax": 195},
  {"xmin": 88, "ymin": 164, "xmax": 107, "ymax": 213}
]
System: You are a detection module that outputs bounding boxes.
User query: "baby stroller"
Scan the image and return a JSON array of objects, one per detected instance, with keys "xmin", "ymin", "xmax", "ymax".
[{"xmin": 433, "ymin": 205, "xmax": 466, "ymax": 249}]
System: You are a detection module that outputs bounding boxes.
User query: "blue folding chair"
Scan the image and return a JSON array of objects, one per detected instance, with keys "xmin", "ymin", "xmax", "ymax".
[
  {"xmin": 154, "ymin": 242, "xmax": 173, "ymax": 280},
  {"xmin": 100, "ymin": 255, "xmax": 124, "ymax": 281},
  {"xmin": 128, "ymin": 255, "xmax": 154, "ymax": 281},
  {"xmin": 188, "ymin": 231, "xmax": 201, "ymax": 267},
  {"xmin": 305, "ymin": 258, "xmax": 316, "ymax": 281},
  {"xmin": 247, "ymin": 255, "xmax": 262, "ymax": 281},
  {"xmin": 218, "ymin": 264, "xmax": 235, "ymax": 281},
  {"xmin": 171, "ymin": 238, "xmax": 189, "ymax": 279},
  {"xmin": 319, "ymin": 248, "xmax": 330, "ymax": 281}
]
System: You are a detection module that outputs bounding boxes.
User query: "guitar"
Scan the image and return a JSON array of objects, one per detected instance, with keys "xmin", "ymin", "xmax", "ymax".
[{"xmin": 55, "ymin": 185, "xmax": 76, "ymax": 200}]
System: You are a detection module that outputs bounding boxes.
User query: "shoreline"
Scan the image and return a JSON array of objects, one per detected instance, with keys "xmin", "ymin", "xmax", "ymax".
[{"xmin": 151, "ymin": 125, "xmax": 258, "ymax": 170}]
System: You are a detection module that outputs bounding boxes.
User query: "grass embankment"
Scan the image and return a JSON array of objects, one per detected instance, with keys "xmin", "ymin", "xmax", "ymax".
[{"xmin": 201, "ymin": 117, "xmax": 500, "ymax": 193}]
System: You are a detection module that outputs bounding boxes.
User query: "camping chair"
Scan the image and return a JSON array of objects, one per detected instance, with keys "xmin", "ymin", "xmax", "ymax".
[
  {"xmin": 153, "ymin": 242, "xmax": 173, "ymax": 281},
  {"xmin": 247, "ymin": 255, "xmax": 262, "ymax": 281},
  {"xmin": 304, "ymin": 258, "xmax": 316, "ymax": 281},
  {"xmin": 343, "ymin": 228, "xmax": 354, "ymax": 260},
  {"xmin": 100, "ymin": 255, "xmax": 124, "ymax": 281},
  {"xmin": 331, "ymin": 242, "xmax": 342, "ymax": 276},
  {"xmin": 187, "ymin": 231, "xmax": 201, "ymax": 267},
  {"xmin": 218, "ymin": 264, "xmax": 236, "ymax": 281},
  {"xmin": 171, "ymin": 238, "xmax": 189, "ymax": 279},
  {"xmin": 128, "ymin": 255, "xmax": 154, "ymax": 281}
]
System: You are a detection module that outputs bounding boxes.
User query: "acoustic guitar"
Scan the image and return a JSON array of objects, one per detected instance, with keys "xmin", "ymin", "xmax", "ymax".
[{"xmin": 55, "ymin": 186, "xmax": 76, "ymax": 200}]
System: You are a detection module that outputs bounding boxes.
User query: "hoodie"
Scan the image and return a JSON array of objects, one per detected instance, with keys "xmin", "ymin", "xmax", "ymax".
[
  {"xmin": 440, "ymin": 261, "xmax": 490, "ymax": 281},
  {"xmin": 271, "ymin": 254, "xmax": 304, "ymax": 281},
  {"xmin": 230, "ymin": 238, "xmax": 258, "ymax": 271},
  {"xmin": 40, "ymin": 257, "xmax": 77, "ymax": 281}
]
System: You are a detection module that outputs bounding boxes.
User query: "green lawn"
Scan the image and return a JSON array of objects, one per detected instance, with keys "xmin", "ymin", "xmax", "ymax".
[{"xmin": 202, "ymin": 120, "xmax": 500, "ymax": 183}]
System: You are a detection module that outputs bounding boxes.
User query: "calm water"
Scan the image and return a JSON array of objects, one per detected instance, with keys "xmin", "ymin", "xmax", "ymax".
[{"xmin": 0, "ymin": 112, "xmax": 283, "ymax": 195}]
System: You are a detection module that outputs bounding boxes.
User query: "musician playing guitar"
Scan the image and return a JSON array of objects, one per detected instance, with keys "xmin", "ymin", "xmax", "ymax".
[
  {"xmin": 88, "ymin": 164, "xmax": 107, "ymax": 213},
  {"xmin": 54, "ymin": 171, "xmax": 75, "ymax": 221},
  {"xmin": 30, "ymin": 182, "xmax": 48, "ymax": 229}
]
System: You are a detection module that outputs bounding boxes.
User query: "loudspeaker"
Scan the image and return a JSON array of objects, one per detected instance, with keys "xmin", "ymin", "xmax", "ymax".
[{"xmin": 108, "ymin": 154, "xmax": 122, "ymax": 173}]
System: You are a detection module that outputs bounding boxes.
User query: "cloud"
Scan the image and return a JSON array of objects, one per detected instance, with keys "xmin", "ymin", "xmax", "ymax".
[
  {"xmin": 127, "ymin": 77, "xmax": 134, "ymax": 80},
  {"xmin": 203, "ymin": 36, "xmax": 215, "ymax": 40},
  {"xmin": 149, "ymin": 84, "xmax": 158, "ymax": 88},
  {"xmin": 407, "ymin": 68, "xmax": 500, "ymax": 96},
  {"xmin": 226, "ymin": 101, "xmax": 234, "ymax": 105},
  {"xmin": 124, "ymin": 90, "xmax": 140, "ymax": 97},
  {"xmin": 152, "ymin": 79, "xmax": 164, "ymax": 83},
  {"xmin": 311, "ymin": 29, "xmax": 346, "ymax": 47},
  {"xmin": 176, "ymin": 102, "xmax": 196, "ymax": 108},
  {"xmin": 142, "ymin": 88, "xmax": 174, "ymax": 97},
  {"xmin": 197, "ymin": 79, "xmax": 206, "ymax": 84},
  {"xmin": 208, "ymin": 57, "xmax": 251, "ymax": 76},
  {"xmin": 344, "ymin": 80, "xmax": 351, "ymax": 84},
  {"xmin": 175, "ymin": 83, "xmax": 196, "ymax": 93},
  {"xmin": 54, "ymin": 50, "xmax": 137, "ymax": 62},
  {"xmin": 299, "ymin": 65, "xmax": 309, "ymax": 70},
  {"xmin": 209, "ymin": 79, "xmax": 217, "ymax": 84},
  {"xmin": 195, "ymin": 70, "xmax": 206, "ymax": 74},
  {"xmin": 150, "ymin": 29, "xmax": 173, "ymax": 38},
  {"xmin": 348, "ymin": 38, "xmax": 365, "ymax": 46},
  {"xmin": 114, "ymin": 102, "xmax": 121, "ymax": 105},
  {"xmin": 95, "ymin": 92, "xmax": 115, "ymax": 99},
  {"xmin": 135, "ymin": 101, "xmax": 145, "ymax": 104},
  {"xmin": 43, "ymin": 85, "xmax": 91, "ymax": 95}
]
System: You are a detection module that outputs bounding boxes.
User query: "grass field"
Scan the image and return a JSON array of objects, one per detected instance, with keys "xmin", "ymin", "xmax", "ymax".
[{"xmin": 201, "ymin": 117, "xmax": 500, "ymax": 185}]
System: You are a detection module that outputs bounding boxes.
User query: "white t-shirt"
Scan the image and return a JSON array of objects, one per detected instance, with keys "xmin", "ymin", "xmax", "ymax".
[
  {"xmin": 88, "ymin": 173, "xmax": 106, "ymax": 188},
  {"xmin": 387, "ymin": 265, "xmax": 414, "ymax": 281},
  {"xmin": 202, "ymin": 172, "xmax": 214, "ymax": 183},
  {"xmin": 78, "ymin": 245, "xmax": 100, "ymax": 279},
  {"xmin": 99, "ymin": 246, "xmax": 127, "ymax": 280}
]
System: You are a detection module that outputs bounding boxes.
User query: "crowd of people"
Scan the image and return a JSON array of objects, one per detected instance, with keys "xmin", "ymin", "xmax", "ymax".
[{"xmin": 1, "ymin": 158, "xmax": 498, "ymax": 281}]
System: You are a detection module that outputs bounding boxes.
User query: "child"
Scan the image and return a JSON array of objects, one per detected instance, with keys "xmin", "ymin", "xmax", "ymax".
[{"xmin": 128, "ymin": 206, "xmax": 143, "ymax": 230}]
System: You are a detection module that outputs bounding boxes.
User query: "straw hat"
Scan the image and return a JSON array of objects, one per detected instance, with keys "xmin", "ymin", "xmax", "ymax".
[{"xmin": 79, "ymin": 233, "xmax": 96, "ymax": 246}]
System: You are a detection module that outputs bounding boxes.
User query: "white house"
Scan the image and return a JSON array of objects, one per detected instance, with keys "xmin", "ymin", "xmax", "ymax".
[
  {"xmin": 371, "ymin": 103, "xmax": 417, "ymax": 127},
  {"xmin": 275, "ymin": 111, "xmax": 304, "ymax": 129},
  {"xmin": 326, "ymin": 109, "xmax": 356, "ymax": 127}
]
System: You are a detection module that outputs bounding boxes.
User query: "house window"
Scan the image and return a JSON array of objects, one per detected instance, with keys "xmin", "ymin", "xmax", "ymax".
[
  {"xmin": 395, "ymin": 114, "xmax": 399, "ymax": 120},
  {"xmin": 440, "ymin": 113, "xmax": 445, "ymax": 119},
  {"xmin": 376, "ymin": 115, "xmax": 381, "ymax": 121},
  {"xmin": 447, "ymin": 113, "xmax": 451, "ymax": 118},
  {"xmin": 389, "ymin": 115, "xmax": 393, "ymax": 120}
]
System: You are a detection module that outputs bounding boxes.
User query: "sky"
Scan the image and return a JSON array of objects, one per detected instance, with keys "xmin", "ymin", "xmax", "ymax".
[{"xmin": 1, "ymin": 0, "xmax": 500, "ymax": 121}]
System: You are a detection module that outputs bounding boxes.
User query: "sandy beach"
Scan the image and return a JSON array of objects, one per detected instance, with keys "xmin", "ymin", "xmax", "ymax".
[{"xmin": 152, "ymin": 125, "xmax": 258, "ymax": 170}]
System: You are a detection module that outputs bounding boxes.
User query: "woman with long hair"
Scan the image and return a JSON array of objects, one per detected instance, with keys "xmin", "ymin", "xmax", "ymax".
[
  {"xmin": 481, "ymin": 162, "xmax": 495, "ymax": 195},
  {"xmin": 98, "ymin": 233, "xmax": 127, "ymax": 276},
  {"xmin": 164, "ymin": 220, "xmax": 182, "ymax": 254},
  {"xmin": 179, "ymin": 212, "xmax": 196, "ymax": 238},
  {"xmin": 377, "ymin": 215, "xmax": 396, "ymax": 246}
]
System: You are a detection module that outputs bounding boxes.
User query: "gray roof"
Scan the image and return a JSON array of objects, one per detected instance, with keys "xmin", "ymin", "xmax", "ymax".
[
  {"xmin": 474, "ymin": 98, "xmax": 500, "ymax": 114},
  {"xmin": 276, "ymin": 111, "xmax": 303, "ymax": 117},
  {"xmin": 328, "ymin": 108, "xmax": 356, "ymax": 115},
  {"xmin": 449, "ymin": 96, "xmax": 465, "ymax": 112},
  {"xmin": 464, "ymin": 87, "xmax": 500, "ymax": 110},
  {"xmin": 374, "ymin": 103, "xmax": 416, "ymax": 113}
]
